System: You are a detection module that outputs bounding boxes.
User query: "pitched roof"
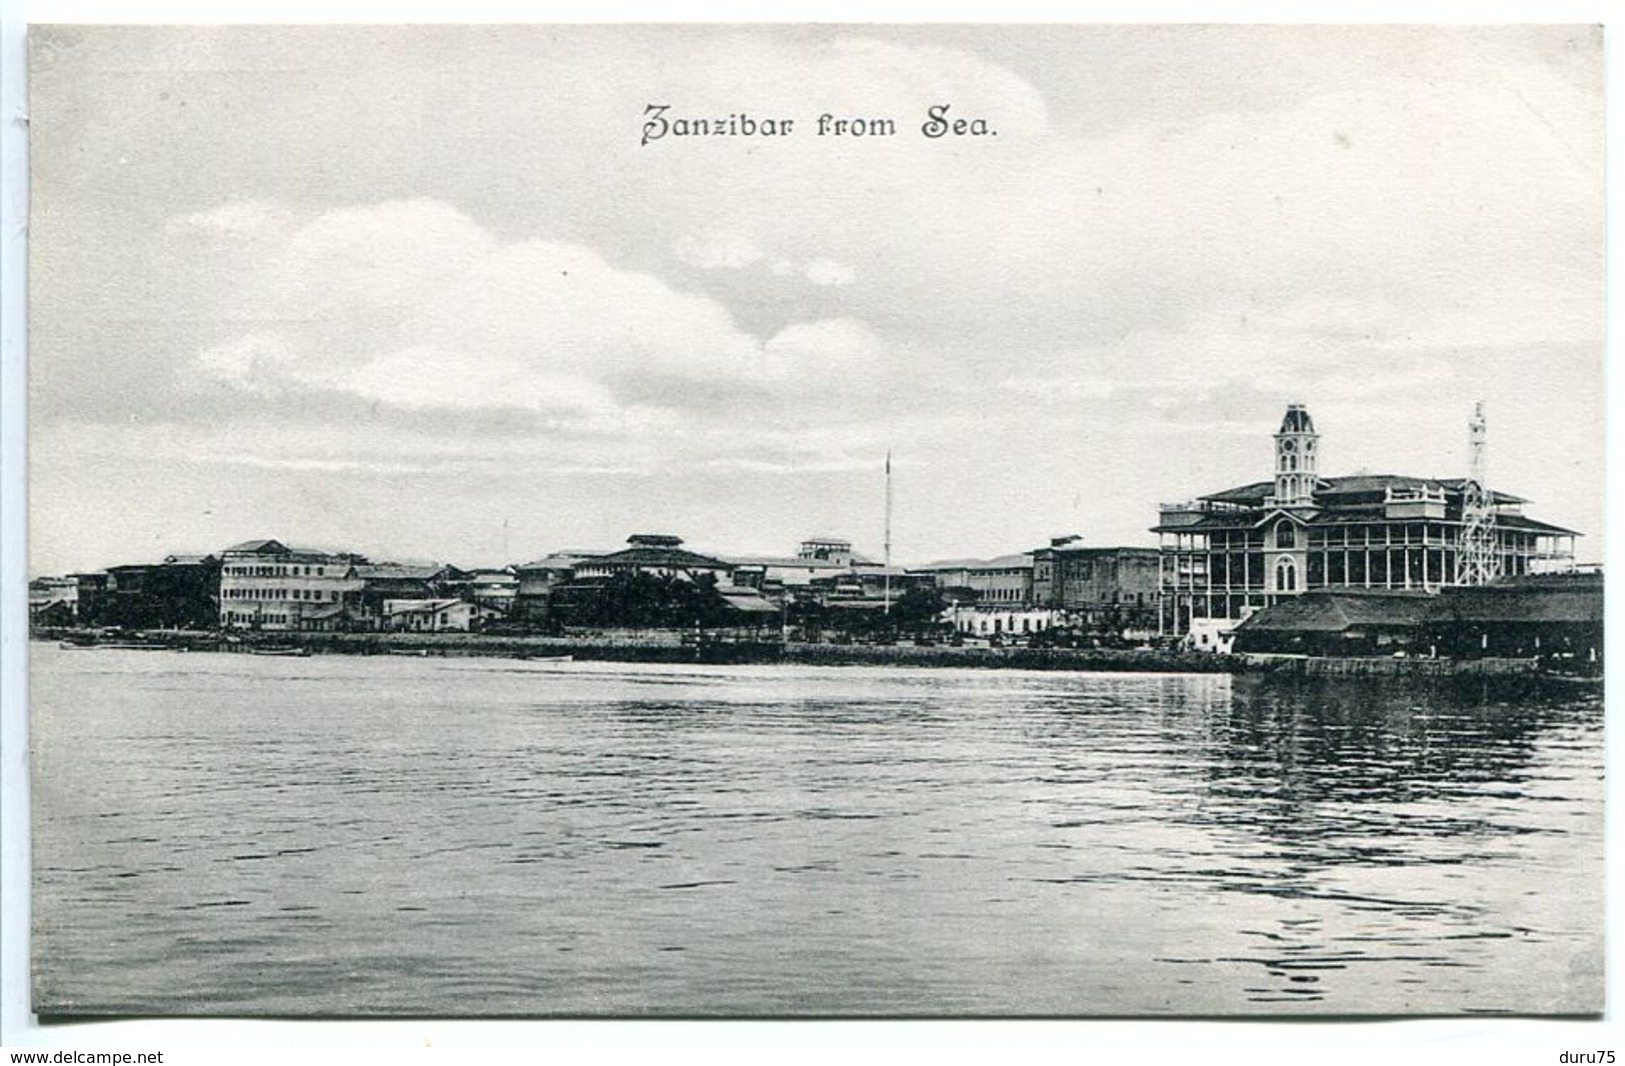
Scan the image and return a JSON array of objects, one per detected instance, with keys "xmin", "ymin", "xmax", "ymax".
[
  {"xmin": 1201, "ymin": 475, "xmax": 1528, "ymax": 507},
  {"xmin": 1495, "ymin": 514, "xmax": 1580, "ymax": 536},
  {"xmin": 224, "ymin": 538, "xmax": 289, "ymax": 554},
  {"xmin": 726, "ymin": 554, "xmax": 848, "ymax": 569},
  {"xmin": 1431, "ymin": 576, "xmax": 1602, "ymax": 625},
  {"xmin": 590, "ymin": 545, "xmax": 733, "ymax": 570},
  {"xmin": 384, "ymin": 598, "xmax": 465, "ymax": 615},
  {"xmin": 719, "ymin": 591, "xmax": 781, "ymax": 614},
  {"xmin": 354, "ymin": 563, "xmax": 447, "ymax": 581},
  {"xmin": 516, "ymin": 553, "xmax": 597, "ymax": 572},
  {"xmin": 912, "ymin": 553, "xmax": 1033, "ymax": 572},
  {"xmin": 1233, "ymin": 591, "xmax": 1434, "ymax": 634}
]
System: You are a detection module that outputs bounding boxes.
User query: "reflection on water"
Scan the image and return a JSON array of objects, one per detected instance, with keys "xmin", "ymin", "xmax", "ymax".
[{"xmin": 30, "ymin": 648, "xmax": 1602, "ymax": 1016}]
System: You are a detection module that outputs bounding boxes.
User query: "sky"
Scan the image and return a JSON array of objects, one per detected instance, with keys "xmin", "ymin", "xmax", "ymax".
[{"xmin": 26, "ymin": 23, "xmax": 1604, "ymax": 574}]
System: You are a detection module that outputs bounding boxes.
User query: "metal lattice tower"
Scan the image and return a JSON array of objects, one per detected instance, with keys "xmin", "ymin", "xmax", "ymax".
[{"xmin": 1453, "ymin": 401, "xmax": 1500, "ymax": 586}]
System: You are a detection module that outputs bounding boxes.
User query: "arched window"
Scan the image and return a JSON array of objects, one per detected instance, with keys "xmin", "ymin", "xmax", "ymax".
[
  {"xmin": 1276, "ymin": 520, "xmax": 1296, "ymax": 549},
  {"xmin": 1276, "ymin": 558, "xmax": 1297, "ymax": 592}
]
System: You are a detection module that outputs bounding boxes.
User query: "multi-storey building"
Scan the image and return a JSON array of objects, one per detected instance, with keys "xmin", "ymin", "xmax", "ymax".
[
  {"xmin": 568, "ymin": 534, "xmax": 735, "ymax": 583},
  {"xmin": 728, "ymin": 536, "xmax": 876, "ymax": 595},
  {"xmin": 1030, "ymin": 537, "xmax": 1161, "ymax": 629},
  {"xmin": 1153, "ymin": 405, "xmax": 1579, "ymax": 636},
  {"xmin": 909, "ymin": 554, "xmax": 1034, "ymax": 604},
  {"xmin": 463, "ymin": 569, "xmax": 520, "ymax": 615},
  {"xmin": 101, "ymin": 554, "xmax": 222, "ymax": 630},
  {"xmin": 513, "ymin": 551, "xmax": 600, "ymax": 625},
  {"xmin": 218, "ymin": 539, "xmax": 365, "ymax": 631}
]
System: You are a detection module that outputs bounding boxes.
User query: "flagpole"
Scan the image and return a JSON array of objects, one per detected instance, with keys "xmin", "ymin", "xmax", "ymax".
[{"xmin": 884, "ymin": 451, "xmax": 892, "ymax": 617}]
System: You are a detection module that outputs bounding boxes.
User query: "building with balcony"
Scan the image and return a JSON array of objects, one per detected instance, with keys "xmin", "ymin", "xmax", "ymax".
[{"xmin": 1152, "ymin": 405, "xmax": 1579, "ymax": 636}]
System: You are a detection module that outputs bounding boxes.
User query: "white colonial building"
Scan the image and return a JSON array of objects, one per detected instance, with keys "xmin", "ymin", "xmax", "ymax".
[{"xmin": 219, "ymin": 539, "xmax": 364, "ymax": 631}]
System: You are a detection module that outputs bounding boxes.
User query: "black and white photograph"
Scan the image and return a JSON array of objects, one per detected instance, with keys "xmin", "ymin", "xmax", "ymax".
[{"xmin": 6, "ymin": 14, "xmax": 1609, "ymax": 1043}]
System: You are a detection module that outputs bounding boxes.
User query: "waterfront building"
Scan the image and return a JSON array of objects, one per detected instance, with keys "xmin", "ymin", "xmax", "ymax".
[
  {"xmin": 545, "ymin": 534, "xmax": 737, "ymax": 624},
  {"xmin": 351, "ymin": 562, "xmax": 461, "ymax": 624},
  {"xmin": 463, "ymin": 569, "xmax": 520, "ymax": 615},
  {"xmin": 513, "ymin": 551, "xmax": 600, "ymax": 623},
  {"xmin": 1424, "ymin": 572, "xmax": 1603, "ymax": 664},
  {"xmin": 728, "ymin": 536, "xmax": 874, "ymax": 595},
  {"xmin": 909, "ymin": 553, "xmax": 1034, "ymax": 605},
  {"xmin": 28, "ymin": 576, "xmax": 79, "ymax": 626},
  {"xmin": 1229, "ymin": 590, "xmax": 1433, "ymax": 656},
  {"xmin": 382, "ymin": 598, "xmax": 497, "ymax": 633},
  {"xmin": 1153, "ymin": 405, "xmax": 1579, "ymax": 636},
  {"xmin": 93, "ymin": 554, "xmax": 221, "ymax": 630},
  {"xmin": 68, "ymin": 572, "xmax": 109, "ymax": 625},
  {"xmin": 1230, "ymin": 571, "xmax": 1602, "ymax": 667},
  {"xmin": 797, "ymin": 536, "xmax": 857, "ymax": 567},
  {"xmin": 943, "ymin": 604, "xmax": 1057, "ymax": 639},
  {"xmin": 808, "ymin": 565, "xmax": 928, "ymax": 603},
  {"xmin": 218, "ymin": 538, "xmax": 365, "ymax": 631},
  {"xmin": 1030, "ymin": 538, "xmax": 1160, "ymax": 630},
  {"xmin": 569, "ymin": 534, "xmax": 735, "ymax": 583}
]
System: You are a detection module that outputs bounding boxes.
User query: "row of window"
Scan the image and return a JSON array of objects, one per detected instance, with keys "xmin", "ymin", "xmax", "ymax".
[
  {"xmin": 223, "ymin": 588, "xmax": 340, "ymax": 601},
  {"xmin": 224, "ymin": 564, "xmax": 330, "ymax": 577},
  {"xmin": 224, "ymin": 610, "xmax": 289, "ymax": 625}
]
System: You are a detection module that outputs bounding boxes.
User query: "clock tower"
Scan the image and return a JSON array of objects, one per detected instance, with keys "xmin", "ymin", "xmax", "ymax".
[{"xmin": 1272, "ymin": 404, "xmax": 1318, "ymax": 508}]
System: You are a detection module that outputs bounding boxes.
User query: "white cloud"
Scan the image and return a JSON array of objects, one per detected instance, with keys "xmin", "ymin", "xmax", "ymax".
[
  {"xmin": 673, "ymin": 232, "xmax": 766, "ymax": 271},
  {"xmin": 195, "ymin": 332, "xmax": 297, "ymax": 390},
  {"xmin": 763, "ymin": 318, "xmax": 886, "ymax": 379},
  {"xmin": 167, "ymin": 200, "xmax": 294, "ymax": 241},
  {"xmin": 186, "ymin": 199, "xmax": 895, "ymax": 436},
  {"xmin": 802, "ymin": 258, "xmax": 856, "ymax": 287}
]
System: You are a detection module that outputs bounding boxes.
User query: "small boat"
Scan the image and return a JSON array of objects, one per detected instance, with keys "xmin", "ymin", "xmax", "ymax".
[
  {"xmin": 247, "ymin": 646, "xmax": 312, "ymax": 657},
  {"xmin": 387, "ymin": 648, "xmax": 429, "ymax": 657},
  {"xmin": 59, "ymin": 640, "xmax": 172, "ymax": 651},
  {"xmin": 517, "ymin": 653, "xmax": 573, "ymax": 663}
]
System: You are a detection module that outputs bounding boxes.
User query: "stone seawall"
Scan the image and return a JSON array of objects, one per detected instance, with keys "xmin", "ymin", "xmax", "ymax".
[{"xmin": 39, "ymin": 629, "xmax": 1561, "ymax": 677}]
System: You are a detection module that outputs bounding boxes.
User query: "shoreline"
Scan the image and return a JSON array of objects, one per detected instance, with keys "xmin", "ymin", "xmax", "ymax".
[{"xmin": 34, "ymin": 628, "xmax": 1570, "ymax": 679}]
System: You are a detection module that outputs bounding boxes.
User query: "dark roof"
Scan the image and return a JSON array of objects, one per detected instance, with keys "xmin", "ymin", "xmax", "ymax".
[
  {"xmin": 719, "ymin": 592, "xmax": 781, "ymax": 614},
  {"xmin": 727, "ymin": 554, "xmax": 847, "ymax": 569},
  {"xmin": 912, "ymin": 553, "xmax": 1033, "ymax": 573},
  {"xmin": 1495, "ymin": 514, "xmax": 1579, "ymax": 536},
  {"xmin": 627, "ymin": 534, "xmax": 685, "ymax": 548},
  {"xmin": 1047, "ymin": 544, "xmax": 1161, "ymax": 557},
  {"xmin": 1200, "ymin": 475, "xmax": 1528, "ymax": 508},
  {"xmin": 1431, "ymin": 576, "xmax": 1602, "ymax": 625},
  {"xmin": 224, "ymin": 538, "xmax": 288, "ymax": 554},
  {"xmin": 1152, "ymin": 499, "xmax": 1576, "ymax": 537},
  {"xmin": 1233, "ymin": 591, "xmax": 1434, "ymax": 634},
  {"xmin": 516, "ymin": 553, "xmax": 596, "ymax": 572},
  {"xmin": 1279, "ymin": 404, "xmax": 1315, "ymax": 434},
  {"xmin": 591, "ymin": 546, "xmax": 733, "ymax": 570},
  {"xmin": 1151, "ymin": 511, "xmax": 1264, "ymax": 533},
  {"xmin": 1199, "ymin": 480, "xmax": 1276, "ymax": 506},
  {"xmin": 162, "ymin": 554, "xmax": 218, "ymax": 566},
  {"xmin": 354, "ymin": 563, "xmax": 447, "ymax": 581}
]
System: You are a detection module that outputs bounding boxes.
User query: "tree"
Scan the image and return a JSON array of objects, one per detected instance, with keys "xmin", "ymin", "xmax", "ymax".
[
  {"xmin": 889, "ymin": 584, "xmax": 948, "ymax": 639},
  {"xmin": 562, "ymin": 570, "xmax": 729, "ymax": 630}
]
